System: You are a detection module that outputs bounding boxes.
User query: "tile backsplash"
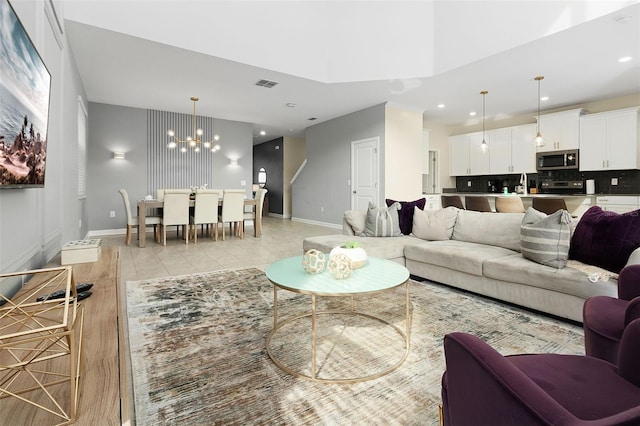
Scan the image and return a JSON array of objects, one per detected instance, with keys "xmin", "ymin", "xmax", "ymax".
[{"xmin": 456, "ymin": 169, "xmax": 640, "ymax": 194}]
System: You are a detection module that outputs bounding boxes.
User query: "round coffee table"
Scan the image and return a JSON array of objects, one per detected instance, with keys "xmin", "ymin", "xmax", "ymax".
[{"xmin": 265, "ymin": 256, "xmax": 411, "ymax": 383}]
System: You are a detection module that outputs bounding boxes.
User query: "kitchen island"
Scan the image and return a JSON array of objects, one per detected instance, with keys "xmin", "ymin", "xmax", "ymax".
[{"xmin": 442, "ymin": 193, "xmax": 593, "ymax": 216}]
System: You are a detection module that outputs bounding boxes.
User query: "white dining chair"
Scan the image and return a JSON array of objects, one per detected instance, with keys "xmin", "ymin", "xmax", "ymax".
[
  {"xmin": 119, "ymin": 188, "xmax": 161, "ymax": 245},
  {"xmin": 219, "ymin": 189, "xmax": 246, "ymax": 240},
  {"xmin": 243, "ymin": 188, "xmax": 268, "ymax": 237},
  {"xmin": 190, "ymin": 189, "xmax": 220, "ymax": 242},
  {"xmin": 160, "ymin": 191, "xmax": 191, "ymax": 245}
]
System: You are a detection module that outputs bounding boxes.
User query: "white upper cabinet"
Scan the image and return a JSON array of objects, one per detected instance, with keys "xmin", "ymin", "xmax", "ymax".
[
  {"xmin": 580, "ymin": 107, "xmax": 639, "ymax": 171},
  {"xmin": 489, "ymin": 124, "xmax": 537, "ymax": 174},
  {"xmin": 449, "ymin": 132, "xmax": 490, "ymax": 176},
  {"xmin": 536, "ymin": 109, "xmax": 585, "ymax": 152}
]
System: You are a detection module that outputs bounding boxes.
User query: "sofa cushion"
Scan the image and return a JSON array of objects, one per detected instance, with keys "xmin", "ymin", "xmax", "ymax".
[
  {"xmin": 520, "ymin": 208, "xmax": 572, "ymax": 269},
  {"xmin": 570, "ymin": 206, "xmax": 640, "ymax": 273},
  {"xmin": 452, "ymin": 210, "xmax": 525, "ymax": 251},
  {"xmin": 363, "ymin": 202, "xmax": 402, "ymax": 237},
  {"xmin": 411, "ymin": 206, "xmax": 458, "ymax": 241},
  {"xmin": 386, "ymin": 197, "xmax": 426, "ymax": 235},
  {"xmin": 404, "ymin": 240, "xmax": 517, "ymax": 276},
  {"xmin": 344, "ymin": 209, "xmax": 367, "ymax": 236},
  {"xmin": 483, "ymin": 253, "xmax": 618, "ymax": 300}
]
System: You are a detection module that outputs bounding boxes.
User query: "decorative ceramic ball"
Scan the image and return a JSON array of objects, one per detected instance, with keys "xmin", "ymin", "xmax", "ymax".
[
  {"xmin": 302, "ymin": 249, "xmax": 326, "ymax": 274},
  {"xmin": 329, "ymin": 246, "xmax": 367, "ymax": 269},
  {"xmin": 328, "ymin": 253, "xmax": 353, "ymax": 280}
]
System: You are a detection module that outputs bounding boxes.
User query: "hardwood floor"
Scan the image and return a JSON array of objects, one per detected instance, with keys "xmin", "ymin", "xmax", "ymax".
[{"xmin": 0, "ymin": 217, "xmax": 336, "ymax": 425}]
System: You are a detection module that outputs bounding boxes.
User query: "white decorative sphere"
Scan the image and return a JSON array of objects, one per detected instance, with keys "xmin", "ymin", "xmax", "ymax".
[
  {"xmin": 302, "ymin": 249, "xmax": 326, "ymax": 274},
  {"xmin": 328, "ymin": 253, "xmax": 353, "ymax": 280}
]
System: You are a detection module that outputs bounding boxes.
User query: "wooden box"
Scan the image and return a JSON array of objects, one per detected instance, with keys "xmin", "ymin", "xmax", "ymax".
[{"xmin": 61, "ymin": 239, "xmax": 102, "ymax": 265}]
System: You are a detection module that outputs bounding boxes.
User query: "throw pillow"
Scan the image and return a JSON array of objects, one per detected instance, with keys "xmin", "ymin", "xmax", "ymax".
[
  {"xmin": 385, "ymin": 198, "xmax": 426, "ymax": 235},
  {"xmin": 569, "ymin": 206, "xmax": 640, "ymax": 273},
  {"xmin": 362, "ymin": 201, "xmax": 402, "ymax": 237},
  {"xmin": 520, "ymin": 207, "xmax": 572, "ymax": 269},
  {"xmin": 412, "ymin": 206, "xmax": 458, "ymax": 240},
  {"xmin": 344, "ymin": 210, "xmax": 367, "ymax": 236}
]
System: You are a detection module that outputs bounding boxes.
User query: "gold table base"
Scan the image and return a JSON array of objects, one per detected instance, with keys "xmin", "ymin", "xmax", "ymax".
[{"xmin": 266, "ymin": 280, "xmax": 411, "ymax": 384}]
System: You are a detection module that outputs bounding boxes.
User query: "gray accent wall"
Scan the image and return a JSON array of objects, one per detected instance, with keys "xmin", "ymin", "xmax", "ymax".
[
  {"xmin": 292, "ymin": 104, "xmax": 386, "ymax": 226},
  {"xmin": 1, "ymin": 1, "xmax": 87, "ymax": 297},
  {"xmin": 87, "ymin": 102, "xmax": 253, "ymax": 232}
]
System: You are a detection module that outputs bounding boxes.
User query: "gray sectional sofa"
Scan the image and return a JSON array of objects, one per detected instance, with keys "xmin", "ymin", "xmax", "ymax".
[{"xmin": 303, "ymin": 207, "xmax": 640, "ymax": 323}]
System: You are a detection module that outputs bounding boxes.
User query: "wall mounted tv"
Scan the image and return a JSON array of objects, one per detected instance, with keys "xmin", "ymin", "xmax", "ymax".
[{"xmin": 0, "ymin": 0, "xmax": 51, "ymax": 188}]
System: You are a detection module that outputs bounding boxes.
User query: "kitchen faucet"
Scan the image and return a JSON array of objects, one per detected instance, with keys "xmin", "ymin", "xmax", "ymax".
[{"xmin": 520, "ymin": 173, "xmax": 528, "ymax": 195}]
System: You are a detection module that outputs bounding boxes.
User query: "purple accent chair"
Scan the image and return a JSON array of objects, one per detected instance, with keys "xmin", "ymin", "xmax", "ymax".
[
  {"xmin": 441, "ymin": 318, "xmax": 640, "ymax": 426},
  {"xmin": 583, "ymin": 264, "xmax": 640, "ymax": 364}
]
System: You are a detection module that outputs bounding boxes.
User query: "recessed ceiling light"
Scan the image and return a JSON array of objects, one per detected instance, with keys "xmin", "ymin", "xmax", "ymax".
[
  {"xmin": 286, "ymin": 102, "xmax": 297, "ymax": 108},
  {"xmin": 615, "ymin": 16, "xmax": 632, "ymax": 25},
  {"xmin": 437, "ymin": 104, "xmax": 445, "ymax": 109},
  {"xmin": 540, "ymin": 96, "xmax": 549, "ymax": 101},
  {"xmin": 469, "ymin": 111, "xmax": 476, "ymax": 116},
  {"xmin": 619, "ymin": 56, "xmax": 632, "ymax": 63},
  {"xmin": 260, "ymin": 130, "xmax": 266, "ymax": 136}
]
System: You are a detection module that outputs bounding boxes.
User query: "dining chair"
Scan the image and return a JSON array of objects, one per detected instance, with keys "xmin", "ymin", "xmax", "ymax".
[
  {"xmin": 243, "ymin": 188, "xmax": 268, "ymax": 237},
  {"xmin": 464, "ymin": 196, "xmax": 493, "ymax": 212},
  {"xmin": 441, "ymin": 195, "xmax": 465, "ymax": 209},
  {"xmin": 156, "ymin": 189, "xmax": 165, "ymax": 201},
  {"xmin": 220, "ymin": 189, "xmax": 246, "ymax": 240},
  {"xmin": 190, "ymin": 190, "xmax": 220, "ymax": 242},
  {"xmin": 495, "ymin": 196, "xmax": 525, "ymax": 213},
  {"xmin": 532, "ymin": 197, "xmax": 568, "ymax": 215},
  {"xmin": 119, "ymin": 188, "xmax": 161, "ymax": 245},
  {"xmin": 160, "ymin": 191, "xmax": 191, "ymax": 245}
]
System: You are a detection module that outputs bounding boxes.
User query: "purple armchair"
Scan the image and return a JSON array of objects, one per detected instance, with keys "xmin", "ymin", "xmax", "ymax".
[
  {"xmin": 441, "ymin": 318, "xmax": 640, "ymax": 426},
  {"xmin": 583, "ymin": 264, "xmax": 640, "ymax": 364}
]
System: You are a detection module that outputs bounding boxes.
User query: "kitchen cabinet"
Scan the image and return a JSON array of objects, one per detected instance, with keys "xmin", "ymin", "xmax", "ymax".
[
  {"xmin": 449, "ymin": 132, "xmax": 490, "ymax": 176},
  {"xmin": 595, "ymin": 196, "xmax": 640, "ymax": 214},
  {"xmin": 536, "ymin": 108, "xmax": 584, "ymax": 152},
  {"xmin": 489, "ymin": 124, "xmax": 537, "ymax": 174},
  {"xmin": 580, "ymin": 107, "xmax": 640, "ymax": 171}
]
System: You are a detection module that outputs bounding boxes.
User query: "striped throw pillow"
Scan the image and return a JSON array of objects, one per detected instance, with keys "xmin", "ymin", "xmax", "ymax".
[
  {"xmin": 520, "ymin": 207, "xmax": 572, "ymax": 268},
  {"xmin": 362, "ymin": 202, "xmax": 402, "ymax": 237}
]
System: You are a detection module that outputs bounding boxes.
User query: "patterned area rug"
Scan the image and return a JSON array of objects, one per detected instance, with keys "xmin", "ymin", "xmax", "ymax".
[{"xmin": 126, "ymin": 268, "xmax": 584, "ymax": 425}]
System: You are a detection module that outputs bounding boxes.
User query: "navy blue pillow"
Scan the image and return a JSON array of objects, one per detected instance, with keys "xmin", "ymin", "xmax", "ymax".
[{"xmin": 385, "ymin": 198, "xmax": 426, "ymax": 235}]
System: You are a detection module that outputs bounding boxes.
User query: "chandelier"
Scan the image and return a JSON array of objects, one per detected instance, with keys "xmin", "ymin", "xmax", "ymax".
[{"xmin": 167, "ymin": 97, "xmax": 221, "ymax": 153}]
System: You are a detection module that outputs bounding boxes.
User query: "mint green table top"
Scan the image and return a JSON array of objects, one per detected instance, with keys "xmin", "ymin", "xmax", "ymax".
[{"xmin": 265, "ymin": 256, "xmax": 410, "ymax": 296}]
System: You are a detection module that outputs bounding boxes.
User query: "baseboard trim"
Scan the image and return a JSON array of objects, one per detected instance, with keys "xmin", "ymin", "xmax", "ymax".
[{"xmin": 290, "ymin": 217, "xmax": 341, "ymax": 230}]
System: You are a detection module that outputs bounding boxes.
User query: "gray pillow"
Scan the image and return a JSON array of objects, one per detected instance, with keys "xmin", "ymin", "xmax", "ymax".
[
  {"xmin": 344, "ymin": 210, "xmax": 367, "ymax": 236},
  {"xmin": 362, "ymin": 202, "xmax": 402, "ymax": 237},
  {"xmin": 520, "ymin": 207, "xmax": 572, "ymax": 268},
  {"xmin": 412, "ymin": 206, "xmax": 458, "ymax": 240}
]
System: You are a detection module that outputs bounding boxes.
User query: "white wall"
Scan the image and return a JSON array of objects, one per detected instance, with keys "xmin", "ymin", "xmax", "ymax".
[{"xmin": 384, "ymin": 104, "xmax": 423, "ymax": 200}]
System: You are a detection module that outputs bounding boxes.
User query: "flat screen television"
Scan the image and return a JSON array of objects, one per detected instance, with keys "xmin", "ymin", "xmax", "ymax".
[{"xmin": 0, "ymin": 0, "xmax": 51, "ymax": 188}]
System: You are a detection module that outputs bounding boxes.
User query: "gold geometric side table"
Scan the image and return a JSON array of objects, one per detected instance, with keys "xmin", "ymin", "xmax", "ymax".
[{"xmin": 0, "ymin": 266, "xmax": 84, "ymax": 425}]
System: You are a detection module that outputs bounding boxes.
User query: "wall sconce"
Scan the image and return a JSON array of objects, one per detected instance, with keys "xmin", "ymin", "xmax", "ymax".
[
  {"xmin": 113, "ymin": 151, "xmax": 125, "ymax": 160},
  {"xmin": 229, "ymin": 158, "xmax": 238, "ymax": 166},
  {"xmin": 258, "ymin": 167, "xmax": 267, "ymax": 188}
]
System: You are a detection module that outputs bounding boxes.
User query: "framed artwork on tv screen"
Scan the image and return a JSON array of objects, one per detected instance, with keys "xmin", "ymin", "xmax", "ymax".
[{"xmin": 0, "ymin": 0, "xmax": 52, "ymax": 188}]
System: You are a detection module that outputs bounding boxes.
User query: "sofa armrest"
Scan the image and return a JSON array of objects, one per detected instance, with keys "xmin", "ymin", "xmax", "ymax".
[
  {"xmin": 442, "ymin": 332, "xmax": 569, "ymax": 426},
  {"xmin": 618, "ymin": 264, "xmax": 640, "ymax": 301}
]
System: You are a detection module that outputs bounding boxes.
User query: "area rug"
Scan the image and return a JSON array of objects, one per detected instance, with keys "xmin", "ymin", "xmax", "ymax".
[{"xmin": 126, "ymin": 268, "xmax": 584, "ymax": 425}]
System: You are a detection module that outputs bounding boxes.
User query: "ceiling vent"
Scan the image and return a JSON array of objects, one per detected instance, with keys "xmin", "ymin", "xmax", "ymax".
[{"xmin": 255, "ymin": 79, "xmax": 279, "ymax": 88}]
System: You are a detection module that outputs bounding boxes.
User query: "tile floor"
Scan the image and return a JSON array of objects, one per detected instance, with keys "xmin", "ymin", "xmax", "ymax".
[{"xmin": 99, "ymin": 217, "xmax": 340, "ymax": 282}]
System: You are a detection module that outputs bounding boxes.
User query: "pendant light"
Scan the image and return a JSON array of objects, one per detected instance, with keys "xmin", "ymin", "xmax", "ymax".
[
  {"xmin": 534, "ymin": 76, "xmax": 545, "ymax": 147},
  {"xmin": 480, "ymin": 90, "xmax": 488, "ymax": 153}
]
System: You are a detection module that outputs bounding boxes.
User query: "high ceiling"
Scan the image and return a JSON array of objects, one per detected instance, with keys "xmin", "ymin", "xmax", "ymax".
[{"xmin": 63, "ymin": 1, "xmax": 640, "ymax": 144}]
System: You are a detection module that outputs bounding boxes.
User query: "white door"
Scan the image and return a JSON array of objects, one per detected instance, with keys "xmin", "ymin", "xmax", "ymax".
[{"xmin": 351, "ymin": 137, "xmax": 379, "ymax": 210}]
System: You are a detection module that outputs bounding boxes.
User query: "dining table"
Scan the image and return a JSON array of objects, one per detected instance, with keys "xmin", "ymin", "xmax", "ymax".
[{"xmin": 137, "ymin": 197, "xmax": 259, "ymax": 247}]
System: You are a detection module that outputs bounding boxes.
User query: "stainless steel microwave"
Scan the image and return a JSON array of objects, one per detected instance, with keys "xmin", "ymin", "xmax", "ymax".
[{"xmin": 536, "ymin": 149, "xmax": 579, "ymax": 171}]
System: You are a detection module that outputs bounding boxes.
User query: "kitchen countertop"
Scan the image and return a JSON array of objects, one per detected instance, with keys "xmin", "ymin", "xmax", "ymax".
[{"xmin": 436, "ymin": 193, "xmax": 640, "ymax": 198}]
